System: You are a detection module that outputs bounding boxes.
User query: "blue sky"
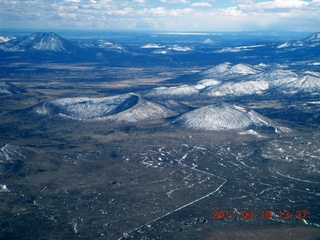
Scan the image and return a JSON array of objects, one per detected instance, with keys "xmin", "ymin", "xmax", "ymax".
[{"xmin": 0, "ymin": 0, "xmax": 319, "ymax": 32}]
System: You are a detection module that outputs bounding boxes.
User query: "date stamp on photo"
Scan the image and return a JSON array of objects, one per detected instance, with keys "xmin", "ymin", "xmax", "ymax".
[{"xmin": 212, "ymin": 209, "xmax": 308, "ymax": 220}]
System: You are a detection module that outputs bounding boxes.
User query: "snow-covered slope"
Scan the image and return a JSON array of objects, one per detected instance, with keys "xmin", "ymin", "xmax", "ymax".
[
  {"xmin": 35, "ymin": 93, "xmax": 175, "ymax": 122},
  {"xmin": 0, "ymin": 32, "xmax": 77, "ymax": 52},
  {"xmin": 194, "ymin": 79, "xmax": 221, "ymax": 90},
  {"xmin": 173, "ymin": 103, "xmax": 283, "ymax": 131},
  {"xmin": 254, "ymin": 70, "xmax": 320, "ymax": 94},
  {"xmin": 256, "ymin": 69, "xmax": 298, "ymax": 82},
  {"xmin": 106, "ymin": 97, "xmax": 175, "ymax": 122},
  {"xmin": 204, "ymin": 80, "xmax": 269, "ymax": 97},
  {"xmin": 277, "ymin": 75, "xmax": 320, "ymax": 94},
  {"xmin": 144, "ymin": 85, "xmax": 199, "ymax": 99}
]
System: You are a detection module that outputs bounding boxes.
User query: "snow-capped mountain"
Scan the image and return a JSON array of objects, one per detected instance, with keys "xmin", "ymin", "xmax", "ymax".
[
  {"xmin": 0, "ymin": 82, "xmax": 26, "ymax": 94},
  {"xmin": 277, "ymin": 75, "xmax": 320, "ymax": 94},
  {"xmin": 277, "ymin": 32, "xmax": 320, "ymax": 48},
  {"xmin": 200, "ymin": 62, "xmax": 262, "ymax": 80},
  {"xmin": 0, "ymin": 32, "xmax": 77, "ymax": 52},
  {"xmin": 35, "ymin": 93, "xmax": 175, "ymax": 122},
  {"xmin": 173, "ymin": 103, "xmax": 286, "ymax": 132}
]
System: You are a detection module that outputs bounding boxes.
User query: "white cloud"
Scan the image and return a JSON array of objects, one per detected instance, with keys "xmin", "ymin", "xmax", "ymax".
[
  {"xmin": 0, "ymin": 0, "xmax": 319, "ymax": 31},
  {"xmin": 238, "ymin": 0, "xmax": 309, "ymax": 12},
  {"xmin": 111, "ymin": 7, "xmax": 134, "ymax": 15},
  {"xmin": 137, "ymin": 7, "xmax": 194, "ymax": 16},
  {"xmin": 160, "ymin": 0, "xmax": 188, "ymax": 3},
  {"xmin": 191, "ymin": 2, "xmax": 212, "ymax": 7},
  {"xmin": 134, "ymin": 0, "xmax": 149, "ymax": 4},
  {"xmin": 229, "ymin": 0, "xmax": 254, "ymax": 3},
  {"xmin": 65, "ymin": 0, "xmax": 81, "ymax": 3},
  {"xmin": 218, "ymin": 7, "xmax": 244, "ymax": 16}
]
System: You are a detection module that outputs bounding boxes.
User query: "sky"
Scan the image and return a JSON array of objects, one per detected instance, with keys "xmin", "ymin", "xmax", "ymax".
[{"xmin": 0, "ymin": 0, "xmax": 319, "ymax": 32}]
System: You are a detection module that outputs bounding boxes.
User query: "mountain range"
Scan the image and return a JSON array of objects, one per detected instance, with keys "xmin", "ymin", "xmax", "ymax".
[
  {"xmin": 277, "ymin": 32, "xmax": 320, "ymax": 48},
  {"xmin": 31, "ymin": 91, "xmax": 291, "ymax": 133},
  {"xmin": 145, "ymin": 62, "xmax": 320, "ymax": 99},
  {"xmin": 0, "ymin": 32, "xmax": 127, "ymax": 53},
  {"xmin": 0, "ymin": 31, "xmax": 319, "ymax": 53},
  {"xmin": 1, "ymin": 31, "xmax": 319, "ymax": 133}
]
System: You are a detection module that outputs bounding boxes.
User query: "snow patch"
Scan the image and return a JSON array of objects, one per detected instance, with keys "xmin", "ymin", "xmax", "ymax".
[
  {"xmin": 141, "ymin": 43, "xmax": 165, "ymax": 49},
  {"xmin": 168, "ymin": 45, "xmax": 193, "ymax": 52},
  {"xmin": 0, "ymin": 144, "xmax": 27, "ymax": 163},
  {"xmin": 0, "ymin": 36, "xmax": 16, "ymax": 43},
  {"xmin": 194, "ymin": 79, "xmax": 221, "ymax": 90},
  {"xmin": 238, "ymin": 129, "xmax": 264, "ymax": 137},
  {"xmin": 277, "ymin": 42, "xmax": 291, "ymax": 48}
]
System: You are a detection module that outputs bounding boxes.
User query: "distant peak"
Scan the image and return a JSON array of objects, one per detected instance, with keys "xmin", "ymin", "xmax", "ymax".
[
  {"xmin": 0, "ymin": 32, "xmax": 76, "ymax": 52},
  {"xmin": 304, "ymin": 32, "xmax": 320, "ymax": 42}
]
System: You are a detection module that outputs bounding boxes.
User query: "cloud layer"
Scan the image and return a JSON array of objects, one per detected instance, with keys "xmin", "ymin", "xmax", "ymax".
[{"xmin": 0, "ymin": 0, "xmax": 319, "ymax": 31}]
